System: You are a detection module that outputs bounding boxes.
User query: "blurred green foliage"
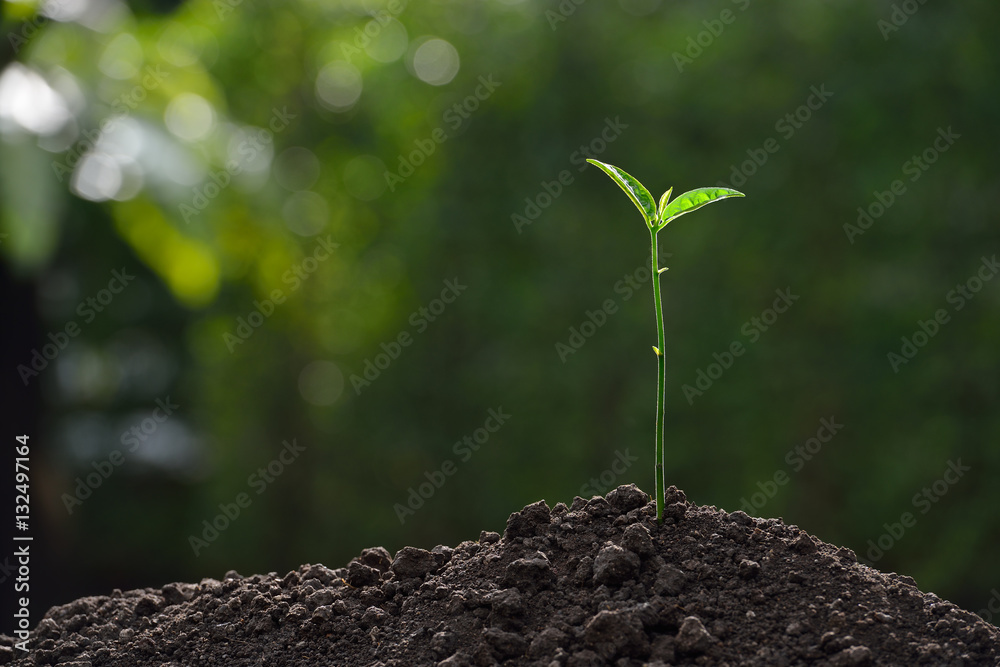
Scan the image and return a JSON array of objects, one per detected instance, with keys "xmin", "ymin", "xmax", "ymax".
[{"xmin": 2, "ymin": 0, "xmax": 999, "ymax": 616}]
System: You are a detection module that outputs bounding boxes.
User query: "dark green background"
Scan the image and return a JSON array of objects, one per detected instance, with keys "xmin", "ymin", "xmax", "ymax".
[{"xmin": 2, "ymin": 0, "xmax": 998, "ymax": 622}]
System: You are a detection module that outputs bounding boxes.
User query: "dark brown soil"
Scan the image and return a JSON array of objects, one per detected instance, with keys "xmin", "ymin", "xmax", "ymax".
[{"xmin": 3, "ymin": 485, "xmax": 998, "ymax": 666}]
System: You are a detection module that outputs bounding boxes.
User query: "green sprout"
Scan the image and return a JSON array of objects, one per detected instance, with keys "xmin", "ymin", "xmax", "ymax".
[{"xmin": 586, "ymin": 159, "xmax": 744, "ymax": 523}]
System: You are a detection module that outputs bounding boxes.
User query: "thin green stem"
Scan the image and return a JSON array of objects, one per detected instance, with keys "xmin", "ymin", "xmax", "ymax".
[{"xmin": 650, "ymin": 227, "xmax": 666, "ymax": 523}]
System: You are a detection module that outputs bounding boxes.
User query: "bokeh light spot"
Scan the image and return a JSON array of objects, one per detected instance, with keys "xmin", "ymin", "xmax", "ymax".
[
  {"xmin": 71, "ymin": 153, "xmax": 121, "ymax": 202},
  {"xmin": 298, "ymin": 360, "xmax": 344, "ymax": 406},
  {"xmin": 366, "ymin": 19, "xmax": 408, "ymax": 63},
  {"xmin": 315, "ymin": 61, "xmax": 362, "ymax": 111},
  {"xmin": 0, "ymin": 63, "xmax": 72, "ymax": 135},
  {"xmin": 164, "ymin": 93, "xmax": 215, "ymax": 142},
  {"xmin": 99, "ymin": 33, "xmax": 143, "ymax": 80},
  {"xmin": 410, "ymin": 38, "xmax": 460, "ymax": 86},
  {"xmin": 108, "ymin": 156, "xmax": 144, "ymax": 201},
  {"xmin": 274, "ymin": 146, "xmax": 321, "ymax": 191},
  {"xmin": 227, "ymin": 125, "xmax": 274, "ymax": 174},
  {"xmin": 283, "ymin": 191, "xmax": 329, "ymax": 236}
]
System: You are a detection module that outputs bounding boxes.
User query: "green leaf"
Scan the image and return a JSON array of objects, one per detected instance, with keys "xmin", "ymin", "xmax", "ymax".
[
  {"xmin": 658, "ymin": 187, "xmax": 744, "ymax": 227},
  {"xmin": 586, "ymin": 159, "xmax": 656, "ymax": 225},
  {"xmin": 656, "ymin": 187, "xmax": 673, "ymax": 221}
]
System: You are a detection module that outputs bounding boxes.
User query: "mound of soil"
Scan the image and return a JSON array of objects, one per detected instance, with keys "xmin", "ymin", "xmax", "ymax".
[{"xmin": 4, "ymin": 485, "xmax": 998, "ymax": 666}]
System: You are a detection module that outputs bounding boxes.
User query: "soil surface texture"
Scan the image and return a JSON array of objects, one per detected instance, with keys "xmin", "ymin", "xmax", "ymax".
[{"xmin": 3, "ymin": 484, "xmax": 999, "ymax": 666}]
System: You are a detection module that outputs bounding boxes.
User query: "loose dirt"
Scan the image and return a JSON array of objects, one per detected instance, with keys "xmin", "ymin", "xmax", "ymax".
[{"xmin": 3, "ymin": 485, "xmax": 998, "ymax": 666}]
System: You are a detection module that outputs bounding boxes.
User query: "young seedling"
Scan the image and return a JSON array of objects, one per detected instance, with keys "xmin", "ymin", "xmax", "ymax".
[{"xmin": 586, "ymin": 159, "xmax": 744, "ymax": 523}]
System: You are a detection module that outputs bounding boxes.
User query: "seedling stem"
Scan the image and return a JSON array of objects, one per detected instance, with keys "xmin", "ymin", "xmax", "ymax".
[{"xmin": 586, "ymin": 159, "xmax": 744, "ymax": 523}]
